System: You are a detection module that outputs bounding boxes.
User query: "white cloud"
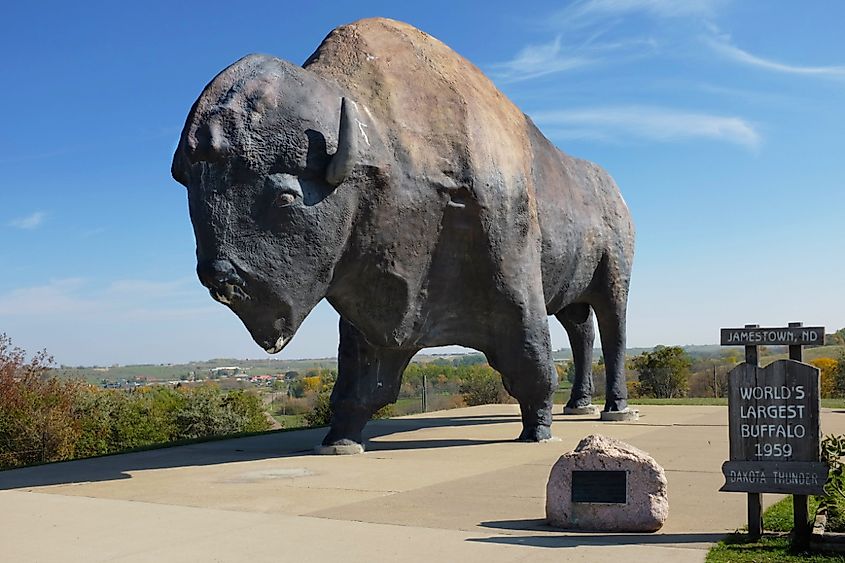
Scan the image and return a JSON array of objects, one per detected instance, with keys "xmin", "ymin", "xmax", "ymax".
[
  {"xmin": 9, "ymin": 211, "xmax": 46, "ymax": 230},
  {"xmin": 0, "ymin": 278, "xmax": 88, "ymax": 315},
  {"xmin": 531, "ymin": 106, "xmax": 760, "ymax": 149},
  {"xmin": 490, "ymin": 36, "xmax": 593, "ymax": 83},
  {"xmin": 707, "ymin": 36, "xmax": 845, "ymax": 79},
  {"xmin": 491, "ymin": 0, "xmax": 715, "ymax": 83},
  {"xmin": 490, "ymin": 33, "xmax": 659, "ymax": 83},
  {"xmin": 568, "ymin": 0, "xmax": 725, "ymax": 20},
  {"xmin": 106, "ymin": 279, "xmax": 195, "ymax": 297},
  {"xmin": 0, "ymin": 278, "xmax": 339, "ymax": 365},
  {"xmin": 0, "ymin": 277, "xmax": 201, "ymax": 317}
]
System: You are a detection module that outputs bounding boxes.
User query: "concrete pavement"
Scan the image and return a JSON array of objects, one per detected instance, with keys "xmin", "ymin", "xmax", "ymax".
[{"xmin": 2, "ymin": 404, "xmax": 843, "ymax": 562}]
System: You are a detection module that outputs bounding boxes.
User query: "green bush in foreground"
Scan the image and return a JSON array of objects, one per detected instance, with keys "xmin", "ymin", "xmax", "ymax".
[
  {"xmin": 303, "ymin": 392, "xmax": 395, "ymax": 427},
  {"xmin": 0, "ymin": 334, "xmax": 271, "ymax": 470}
]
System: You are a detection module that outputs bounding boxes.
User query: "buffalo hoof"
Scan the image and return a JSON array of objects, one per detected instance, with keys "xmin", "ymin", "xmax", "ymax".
[
  {"xmin": 563, "ymin": 404, "xmax": 600, "ymax": 415},
  {"xmin": 314, "ymin": 441, "xmax": 365, "ymax": 455},
  {"xmin": 516, "ymin": 425, "xmax": 553, "ymax": 442},
  {"xmin": 600, "ymin": 408, "xmax": 639, "ymax": 422}
]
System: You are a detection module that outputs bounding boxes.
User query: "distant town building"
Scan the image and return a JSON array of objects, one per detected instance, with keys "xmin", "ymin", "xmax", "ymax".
[{"xmin": 209, "ymin": 366, "xmax": 243, "ymax": 377}]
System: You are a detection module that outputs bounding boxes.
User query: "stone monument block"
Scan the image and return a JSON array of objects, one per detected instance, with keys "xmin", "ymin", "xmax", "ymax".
[{"xmin": 546, "ymin": 434, "xmax": 668, "ymax": 532}]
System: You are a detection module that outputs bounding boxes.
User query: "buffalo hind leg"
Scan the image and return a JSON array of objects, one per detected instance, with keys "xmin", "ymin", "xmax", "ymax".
[
  {"xmin": 321, "ymin": 318, "xmax": 418, "ymax": 452},
  {"xmin": 591, "ymin": 266, "xmax": 630, "ymax": 413},
  {"xmin": 556, "ymin": 303, "xmax": 595, "ymax": 409},
  {"xmin": 486, "ymin": 314, "xmax": 557, "ymax": 442}
]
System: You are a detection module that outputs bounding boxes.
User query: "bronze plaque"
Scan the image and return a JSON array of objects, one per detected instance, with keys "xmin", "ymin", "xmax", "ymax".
[{"xmin": 571, "ymin": 470, "xmax": 627, "ymax": 504}]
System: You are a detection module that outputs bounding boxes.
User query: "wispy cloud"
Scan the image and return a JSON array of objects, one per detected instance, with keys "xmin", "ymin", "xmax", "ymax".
[
  {"xmin": 0, "ymin": 278, "xmax": 88, "ymax": 316},
  {"xmin": 492, "ymin": 0, "xmax": 710, "ymax": 82},
  {"xmin": 80, "ymin": 226, "xmax": 107, "ymax": 239},
  {"xmin": 490, "ymin": 34, "xmax": 658, "ymax": 83},
  {"xmin": 9, "ymin": 211, "xmax": 47, "ymax": 230},
  {"xmin": 0, "ymin": 277, "xmax": 205, "ymax": 318},
  {"xmin": 707, "ymin": 35, "xmax": 845, "ymax": 79},
  {"xmin": 531, "ymin": 106, "xmax": 760, "ymax": 149},
  {"xmin": 490, "ymin": 36, "xmax": 593, "ymax": 83},
  {"xmin": 566, "ymin": 0, "xmax": 725, "ymax": 20},
  {"xmin": 0, "ymin": 278, "xmax": 237, "ymax": 366}
]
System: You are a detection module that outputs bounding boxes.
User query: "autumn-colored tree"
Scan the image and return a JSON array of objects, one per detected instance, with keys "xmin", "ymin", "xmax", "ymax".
[
  {"xmin": 811, "ymin": 358, "xmax": 839, "ymax": 398},
  {"xmin": 301, "ymin": 375, "xmax": 323, "ymax": 394},
  {"xmin": 0, "ymin": 334, "xmax": 83, "ymax": 469},
  {"xmin": 0, "ymin": 334, "xmax": 271, "ymax": 470}
]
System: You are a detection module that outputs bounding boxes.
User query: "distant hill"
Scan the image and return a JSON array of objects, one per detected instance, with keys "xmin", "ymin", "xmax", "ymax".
[{"xmin": 54, "ymin": 343, "xmax": 844, "ymax": 383}]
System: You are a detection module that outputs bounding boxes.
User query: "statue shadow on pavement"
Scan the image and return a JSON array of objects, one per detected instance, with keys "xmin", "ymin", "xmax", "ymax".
[
  {"xmin": 0, "ymin": 412, "xmax": 522, "ymax": 490},
  {"xmin": 473, "ymin": 520, "xmax": 725, "ymax": 547}
]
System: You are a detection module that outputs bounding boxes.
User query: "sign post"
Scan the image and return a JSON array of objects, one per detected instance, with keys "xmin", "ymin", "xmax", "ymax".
[
  {"xmin": 720, "ymin": 322, "xmax": 826, "ymax": 544},
  {"xmin": 788, "ymin": 322, "xmax": 811, "ymax": 547}
]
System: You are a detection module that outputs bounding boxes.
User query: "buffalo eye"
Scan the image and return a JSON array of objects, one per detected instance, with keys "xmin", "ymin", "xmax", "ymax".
[{"xmin": 273, "ymin": 192, "xmax": 298, "ymax": 208}]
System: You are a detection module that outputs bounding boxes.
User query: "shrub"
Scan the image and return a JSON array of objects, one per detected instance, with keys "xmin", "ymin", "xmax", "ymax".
[
  {"xmin": 0, "ymin": 334, "xmax": 82, "ymax": 468},
  {"xmin": 174, "ymin": 384, "xmax": 272, "ymax": 440},
  {"xmin": 631, "ymin": 346, "xmax": 691, "ymax": 399},
  {"xmin": 271, "ymin": 395, "xmax": 312, "ymax": 416},
  {"xmin": 303, "ymin": 392, "xmax": 395, "ymax": 427},
  {"xmin": 303, "ymin": 392, "xmax": 332, "ymax": 426},
  {"xmin": 458, "ymin": 365, "xmax": 509, "ymax": 406},
  {"xmin": 0, "ymin": 335, "xmax": 271, "ymax": 470},
  {"xmin": 372, "ymin": 403, "xmax": 395, "ymax": 419},
  {"xmin": 224, "ymin": 389, "xmax": 272, "ymax": 433}
]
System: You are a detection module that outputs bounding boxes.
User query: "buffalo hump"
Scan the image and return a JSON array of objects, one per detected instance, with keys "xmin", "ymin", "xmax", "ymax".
[{"xmin": 304, "ymin": 18, "xmax": 533, "ymax": 192}]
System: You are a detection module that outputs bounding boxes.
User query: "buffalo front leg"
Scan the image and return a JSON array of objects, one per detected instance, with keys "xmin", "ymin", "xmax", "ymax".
[
  {"xmin": 486, "ymin": 314, "xmax": 557, "ymax": 442},
  {"xmin": 556, "ymin": 303, "xmax": 596, "ymax": 411},
  {"xmin": 319, "ymin": 318, "xmax": 418, "ymax": 454}
]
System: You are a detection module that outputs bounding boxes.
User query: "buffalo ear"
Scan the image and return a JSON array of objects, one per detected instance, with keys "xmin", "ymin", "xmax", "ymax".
[{"xmin": 325, "ymin": 97, "xmax": 359, "ymax": 186}]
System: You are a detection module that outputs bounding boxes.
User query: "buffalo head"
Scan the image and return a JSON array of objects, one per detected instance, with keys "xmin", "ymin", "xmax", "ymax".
[{"xmin": 172, "ymin": 54, "xmax": 364, "ymax": 353}]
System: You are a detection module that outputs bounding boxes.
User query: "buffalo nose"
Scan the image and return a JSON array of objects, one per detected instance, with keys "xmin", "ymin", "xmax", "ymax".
[{"xmin": 197, "ymin": 259, "xmax": 248, "ymax": 303}]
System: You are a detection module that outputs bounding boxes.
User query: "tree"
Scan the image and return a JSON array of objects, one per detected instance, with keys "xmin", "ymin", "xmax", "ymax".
[
  {"xmin": 458, "ymin": 365, "xmax": 509, "ymax": 406},
  {"xmin": 826, "ymin": 329, "xmax": 845, "ymax": 347},
  {"xmin": 0, "ymin": 334, "xmax": 81, "ymax": 469},
  {"xmin": 631, "ymin": 346, "xmax": 691, "ymax": 399},
  {"xmin": 556, "ymin": 362, "xmax": 576, "ymax": 385},
  {"xmin": 811, "ymin": 358, "xmax": 839, "ymax": 398}
]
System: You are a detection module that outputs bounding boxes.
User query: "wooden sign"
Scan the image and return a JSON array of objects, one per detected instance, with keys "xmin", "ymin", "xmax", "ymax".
[
  {"xmin": 571, "ymin": 470, "xmax": 627, "ymax": 504},
  {"xmin": 721, "ymin": 460, "xmax": 828, "ymax": 494},
  {"xmin": 721, "ymin": 326, "xmax": 824, "ymax": 346},
  {"xmin": 720, "ymin": 359, "xmax": 825, "ymax": 495}
]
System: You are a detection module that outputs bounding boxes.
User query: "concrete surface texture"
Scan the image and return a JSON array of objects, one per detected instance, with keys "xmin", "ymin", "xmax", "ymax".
[{"xmin": 2, "ymin": 404, "xmax": 844, "ymax": 562}]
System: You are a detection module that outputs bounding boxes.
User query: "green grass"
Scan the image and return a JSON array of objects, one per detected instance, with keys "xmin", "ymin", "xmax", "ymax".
[
  {"xmin": 273, "ymin": 414, "xmax": 307, "ymax": 429},
  {"xmin": 623, "ymin": 397, "xmax": 845, "ymax": 408},
  {"xmin": 823, "ymin": 399, "xmax": 845, "ymax": 409},
  {"xmin": 706, "ymin": 535, "xmax": 839, "ymax": 562},
  {"xmin": 706, "ymin": 497, "xmax": 838, "ymax": 562},
  {"xmin": 763, "ymin": 496, "xmax": 822, "ymax": 532}
]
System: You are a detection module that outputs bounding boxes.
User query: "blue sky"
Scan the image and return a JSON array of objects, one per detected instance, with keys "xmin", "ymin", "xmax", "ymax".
[{"xmin": 2, "ymin": 0, "xmax": 843, "ymax": 366}]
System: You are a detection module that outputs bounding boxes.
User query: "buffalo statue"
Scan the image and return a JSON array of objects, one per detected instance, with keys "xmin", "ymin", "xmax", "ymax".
[{"xmin": 172, "ymin": 18, "xmax": 635, "ymax": 452}]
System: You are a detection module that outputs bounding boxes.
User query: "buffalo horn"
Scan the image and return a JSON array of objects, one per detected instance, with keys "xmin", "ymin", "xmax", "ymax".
[{"xmin": 325, "ymin": 97, "xmax": 359, "ymax": 187}]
